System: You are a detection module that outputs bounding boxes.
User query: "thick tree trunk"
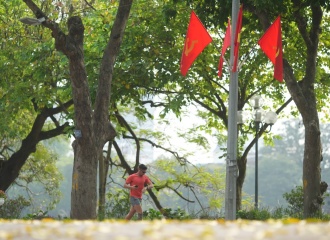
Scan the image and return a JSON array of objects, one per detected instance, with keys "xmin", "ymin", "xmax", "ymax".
[
  {"xmin": 71, "ymin": 139, "xmax": 98, "ymax": 219},
  {"xmin": 290, "ymin": 3, "xmax": 323, "ymax": 217},
  {"xmin": 98, "ymin": 144, "xmax": 110, "ymax": 220},
  {"xmin": 61, "ymin": 15, "xmax": 99, "ymax": 219},
  {"xmin": 236, "ymin": 156, "xmax": 247, "ymax": 210},
  {"xmin": 68, "ymin": 0, "xmax": 131, "ymax": 219},
  {"xmin": 283, "ymin": 64, "xmax": 323, "ymax": 218},
  {"xmin": 67, "ymin": 0, "xmax": 132, "ymax": 219},
  {"xmin": 254, "ymin": 1, "xmax": 323, "ymax": 218},
  {"xmin": 303, "ymin": 118, "xmax": 322, "ymax": 216}
]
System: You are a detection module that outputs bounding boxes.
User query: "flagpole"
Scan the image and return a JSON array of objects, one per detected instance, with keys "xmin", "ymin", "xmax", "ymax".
[{"xmin": 225, "ymin": 0, "xmax": 240, "ymax": 220}]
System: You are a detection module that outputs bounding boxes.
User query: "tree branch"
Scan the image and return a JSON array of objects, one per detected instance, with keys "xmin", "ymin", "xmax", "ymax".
[
  {"xmin": 114, "ymin": 107, "xmax": 140, "ymax": 167},
  {"xmin": 122, "ymin": 135, "xmax": 191, "ymax": 166}
]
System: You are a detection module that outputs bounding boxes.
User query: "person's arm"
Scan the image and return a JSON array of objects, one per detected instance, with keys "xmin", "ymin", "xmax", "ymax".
[
  {"xmin": 124, "ymin": 182, "xmax": 137, "ymax": 190},
  {"xmin": 143, "ymin": 182, "xmax": 154, "ymax": 192}
]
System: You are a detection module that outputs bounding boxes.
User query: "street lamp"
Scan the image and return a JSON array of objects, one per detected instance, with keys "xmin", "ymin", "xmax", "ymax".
[
  {"xmin": 19, "ymin": 17, "xmax": 45, "ymax": 26},
  {"xmin": 237, "ymin": 95, "xmax": 277, "ymax": 209}
]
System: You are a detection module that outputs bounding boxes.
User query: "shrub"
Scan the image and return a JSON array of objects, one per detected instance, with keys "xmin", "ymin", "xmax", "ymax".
[
  {"xmin": 0, "ymin": 195, "xmax": 31, "ymax": 219},
  {"xmin": 282, "ymin": 186, "xmax": 304, "ymax": 216},
  {"xmin": 271, "ymin": 206, "xmax": 289, "ymax": 219},
  {"xmin": 23, "ymin": 210, "xmax": 51, "ymax": 220},
  {"xmin": 236, "ymin": 208, "xmax": 271, "ymax": 220},
  {"xmin": 104, "ymin": 188, "xmax": 130, "ymax": 219},
  {"xmin": 144, "ymin": 207, "xmax": 191, "ymax": 220},
  {"xmin": 144, "ymin": 208, "xmax": 164, "ymax": 220}
]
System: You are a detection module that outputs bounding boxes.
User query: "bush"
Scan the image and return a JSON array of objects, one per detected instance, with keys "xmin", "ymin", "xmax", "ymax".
[
  {"xmin": 144, "ymin": 207, "xmax": 191, "ymax": 220},
  {"xmin": 234, "ymin": 186, "xmax": 330, "ymax": 220},
  {"xmin": 236, "ymin": 208, "xmax": 271, "ymax": 220},
  {"xmin": 23, "ymin": 210, "xmax": 51, "ymax": 220},
  {"xmin": 282, "ymin": 186, "xmax": 304, "ymax": 217},
  {"xmin": 164, "ymin": 207, "xmax": 190, "ymax": 220},
  {"xmin": 271, "ymin": 206, "xmax": 289, "ymax": 219},
  {"xmin": 0, "ymin": 195, "xmax": 31, "ymax": 219},
  {"xmin": 144, "ymin": 208, "xmax": 164, "ymax": 220},
  {"xmin": 104, "ymin": 188, "xmax": 130, "ymax": 219}
]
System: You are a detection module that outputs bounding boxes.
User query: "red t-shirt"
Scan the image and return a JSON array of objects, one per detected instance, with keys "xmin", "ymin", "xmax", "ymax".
[{"xmin": 125, "ymin": 173, "xmax": 152, "ymax": 199}]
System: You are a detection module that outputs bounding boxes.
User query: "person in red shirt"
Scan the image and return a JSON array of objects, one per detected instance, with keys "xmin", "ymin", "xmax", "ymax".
[{"xmin": 124, "ymin": 164, "xmax": 153, "ymax": 220}]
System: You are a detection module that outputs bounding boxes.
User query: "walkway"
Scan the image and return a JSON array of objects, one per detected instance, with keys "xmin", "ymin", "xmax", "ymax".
[{"xmin": 0, "ymin": 219, "xmax": 329, "ymax": 239}]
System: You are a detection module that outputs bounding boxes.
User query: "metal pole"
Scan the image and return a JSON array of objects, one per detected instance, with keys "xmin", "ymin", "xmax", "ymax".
[
  {"xmin": 255, "ymin": 121, "xmax": 259, "ymax": 209},
  {"xmin": 225, "ymin": 0, "xmax": 240, "ymax": 220}
]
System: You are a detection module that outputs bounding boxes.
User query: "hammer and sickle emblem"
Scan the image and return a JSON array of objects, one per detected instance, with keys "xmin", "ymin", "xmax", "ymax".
[
  {"xmin": 275, "ymin": 48, "xmax": 280, "ymax": 58},
  {"xmin": 237, "ymin": 32, "xmax": 241, "ymax": 43},
  {"xmin": 185, "ymin": 38, "xmax": 198, "ymax": 56}
]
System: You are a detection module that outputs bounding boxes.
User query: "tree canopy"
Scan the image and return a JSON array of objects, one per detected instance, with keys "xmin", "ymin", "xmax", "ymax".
[{"xmin": 1, "ymin": 0, "xmax": 330, "ymax": 219}]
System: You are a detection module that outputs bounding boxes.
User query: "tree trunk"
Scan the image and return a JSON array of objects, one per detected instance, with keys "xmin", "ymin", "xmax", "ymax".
[
  {"xmin": 282, "ymin": 57, "xmax": 323, "ymax": 217},
  {"xmin": 303, "ymin": 117, "xmax": 322, "ymax": 216},
  {"xmin": 68, "ymin": 0, "xmax": 132, "ymax": 219},
  {"xmin": 98, "ymin": 144, "xmax": 110, "ymax": 220},
  {"xmin": 289, "ymin": 3, "xmax": 323, "ymax": 217},
  {"xmin": 236, "ymin": 156, "xmax": 247, "ymax": 210},
  {"xmin": 254, "ymin": 2, "xmax": 323, "ymax": 218},
  {"xmin": 71, "ymin": 139, "xmax": 98, "ymax": 219},
  {"xmin": 59, "ymin": 15, "xmax": 99, "ymax": 219}
]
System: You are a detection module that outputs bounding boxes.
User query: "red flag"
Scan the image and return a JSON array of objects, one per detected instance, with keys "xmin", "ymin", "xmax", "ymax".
[
  {"xmin": 258, "ymin": 16, "xmax": 283, "ymax": 82},
  {"xmin": 232, "ymin": 5, "xmax": 243, "ymax": 72},
  {"xmin": 218, "ymin": 18, "xmax": 231, "ymax": 78},
  {"xmin": 180, "ymin": 11, "xmax": 213, "ymax": 76}
]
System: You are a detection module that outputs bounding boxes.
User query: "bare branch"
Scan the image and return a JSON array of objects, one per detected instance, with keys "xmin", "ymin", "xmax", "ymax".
[{"xmin": 122, "ymin": 135, "xmax": 191, "ymax": 166}]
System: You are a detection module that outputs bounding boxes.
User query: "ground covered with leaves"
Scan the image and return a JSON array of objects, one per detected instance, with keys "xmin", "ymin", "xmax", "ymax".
[{"xmin": 0, "ymin": 218, "xmax": 330, "ymax": 239}]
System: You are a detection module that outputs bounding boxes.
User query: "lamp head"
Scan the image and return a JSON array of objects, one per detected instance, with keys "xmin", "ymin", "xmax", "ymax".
[
  {"xmin": 237, "ymin": 110, "xmax": 244, "ymax": 125},
  {"xmin": 264, "ymin": 111, "xmax": 277, "ymax": 125},
  {"xmin": 19, "ymin": 17, "xmax": 45, "ymax": 26},
  {"xmin": 250, "ymin": 95, "xmax": 263, "ymax": 110}
]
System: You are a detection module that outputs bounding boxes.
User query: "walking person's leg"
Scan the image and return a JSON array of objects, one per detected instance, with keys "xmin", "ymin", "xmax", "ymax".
[
  {"xmin": 125, "ymin": 197, "xmax": 143, "ymax": 220},
  {"xmin": 125, "ymin": 205, "xmax": 136, "ymax": 220},
  {"xmin": 134, "ymin": 203, "xmax": 143, "ymax": 220}
]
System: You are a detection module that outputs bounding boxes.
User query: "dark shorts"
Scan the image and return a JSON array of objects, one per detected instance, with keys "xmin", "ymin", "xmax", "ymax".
[{"xmin": 130, "ymin": 196, "xmax": 142, "ymax": 206}]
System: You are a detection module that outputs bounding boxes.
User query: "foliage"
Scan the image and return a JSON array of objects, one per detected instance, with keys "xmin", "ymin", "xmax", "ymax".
[
  {"xmin": 0, "ymin": 190, "xmax": 6, "ymax": 199},
  {"xmin": 238, "ymin": 185, "xmax": 326, "ymax": 220},
  {"xmin": 164, "ymin": 207, "xmax": 190, "ymax": 220},
  {"xmin": 0, "ymin": 0, "xmax": 71, "ymax": 205},
  {"xmin": 3, "ymin": 0, "xmax": 330, "ymax": 219},
  {"xmin": 237, "ymin": 208, "xmax": 271, "ymax": 220},
  {"xmin": 143, "ymin": 208, "xmax": 164, "ymax": 220},
  {"xmin": 22, "ymin": 210, "xmax": 50, "ymax": 220},
  {"xmin": 104, "ymin": 187, "xmax": 130, "ymax": 219},
  {"xmin": 0, "ymin": 0, "xmax": 71, "ymax": 141},
  {"xmin": 236, "ymin": 206, "xmax": 330, "ymax": 220},
  {"xmin": 0, "ymin": 195, "xmax": 31, "ymax": 219},
  {"xmin": 144, "ymin": 207, "xmax": 191, "ymax": 220},
  {"xmin": 153, "ymin": 158, "xmax": 226, "ymax": 216},
  {"xmin": 243, "ymin": 120, "xmax": 330, "ymax": 211},
  {"xmin": 243, "ymin": 148, "xmax": 302, "ymax": 208},
  {"xmin": 282, "ymin": 186, "xmax": 304, "ymax": 217},
  {"xmin": 271, "ymin": 206, "xmax": 290, "ymax": 219},
  {"xmin": 9, "ymin": 143, "xmax": 63, "ymax": 212}
]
